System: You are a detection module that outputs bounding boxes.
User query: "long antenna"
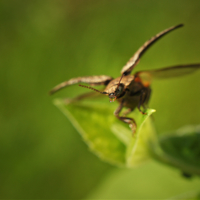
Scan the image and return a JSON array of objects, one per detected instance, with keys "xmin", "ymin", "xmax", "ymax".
[
  {"xmin": 115, "ymin": 74, "xmax": 124, "ymax": 92},
  {"xmin": 79, "ymin": 84, "xmax": 108, "ymax": 95},
  {"xmin": 108, "ymin": 74, "xmax": 125, "ymax": 102}
]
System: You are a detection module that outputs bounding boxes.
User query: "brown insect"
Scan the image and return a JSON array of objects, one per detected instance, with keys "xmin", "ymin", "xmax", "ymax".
[{"xmin": 50, "ymin": 24, "xmax": 200, "ymax": 133}]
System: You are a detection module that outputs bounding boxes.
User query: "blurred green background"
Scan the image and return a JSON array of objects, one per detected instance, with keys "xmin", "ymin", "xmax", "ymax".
[{"xmin": 1, "ymin": 0, "xmax": 200, "ymax": 199}]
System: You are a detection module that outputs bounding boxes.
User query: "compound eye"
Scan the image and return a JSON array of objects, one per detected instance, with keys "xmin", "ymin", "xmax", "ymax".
[{"xmin": 115, "ymin": 84, "xmax": 124, "ymax": 95}]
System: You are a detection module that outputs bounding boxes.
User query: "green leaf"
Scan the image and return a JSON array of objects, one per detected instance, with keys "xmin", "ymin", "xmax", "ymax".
[
  {"xmin": 125, "ymin": 108, "xmax": 157, "ymax": 167},
  {"xmin": 53, "ymin": 98, "xmax": 156, "ymax": 167},
  {"xmin": 167, "ymin": 190, "xmax": 200, "ymax": 200},
  {"xmin": 111, "ymin": 108, "xmax": 156, "ymax": 167},
  {"xmin": 150, "ymin": 125, "xmax": 200, "ymax": 176}
]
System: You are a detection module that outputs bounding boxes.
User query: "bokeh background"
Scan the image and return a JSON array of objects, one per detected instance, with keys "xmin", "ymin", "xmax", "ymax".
[{"xmin": 1, "ymin": 0, "xmax": 200, "ymax": 199}]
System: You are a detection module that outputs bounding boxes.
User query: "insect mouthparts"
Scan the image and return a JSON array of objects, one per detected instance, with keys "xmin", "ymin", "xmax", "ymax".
[
  {"xmin": 109, "ymin": 97, "xmax": 117, "ymax": 102},
  {"xmin": 109, "ymin": 92, "xmax": 117, "ymax": 102}
]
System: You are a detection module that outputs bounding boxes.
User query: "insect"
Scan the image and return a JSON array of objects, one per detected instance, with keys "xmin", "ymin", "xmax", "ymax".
[{"xmin": 50, "ymin": 24, "xmax": 200, "ymax": 133}]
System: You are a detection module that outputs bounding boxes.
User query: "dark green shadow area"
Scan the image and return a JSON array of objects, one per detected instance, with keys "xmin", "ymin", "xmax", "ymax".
[{"xmin": 152, "ymin": 125, "xmax": 200, "ymax": 176}]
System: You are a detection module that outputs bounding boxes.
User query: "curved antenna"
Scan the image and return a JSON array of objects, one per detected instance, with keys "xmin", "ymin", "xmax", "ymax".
[
  {"xmin": 108, "ymin": 73, "xmax": 125, "ymax": 102},
  {"xmin": 114, "ymin": 73, "xmax": 124, "ymax": 93},
  {"xmin": 79, "ymin": 84, "xmax": 108, "ymax": 95}
]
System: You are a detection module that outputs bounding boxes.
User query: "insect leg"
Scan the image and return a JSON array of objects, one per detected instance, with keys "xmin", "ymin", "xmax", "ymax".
[
  {"xmin": 122, "ymin": 108, "xmax": 133, "ymax": 116},
  {"xmin": 137, "ymin": 88, "xmax": 150, "ymax": 115},
  {"xmin": 114, "ymin": 102, "xmax": 136, "ymax": 134}
]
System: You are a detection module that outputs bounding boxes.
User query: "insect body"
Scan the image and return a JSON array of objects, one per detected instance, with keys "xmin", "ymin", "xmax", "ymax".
[{"xmin": 50, "ymin": 24, "xmax": 200, "ymax": 133}]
